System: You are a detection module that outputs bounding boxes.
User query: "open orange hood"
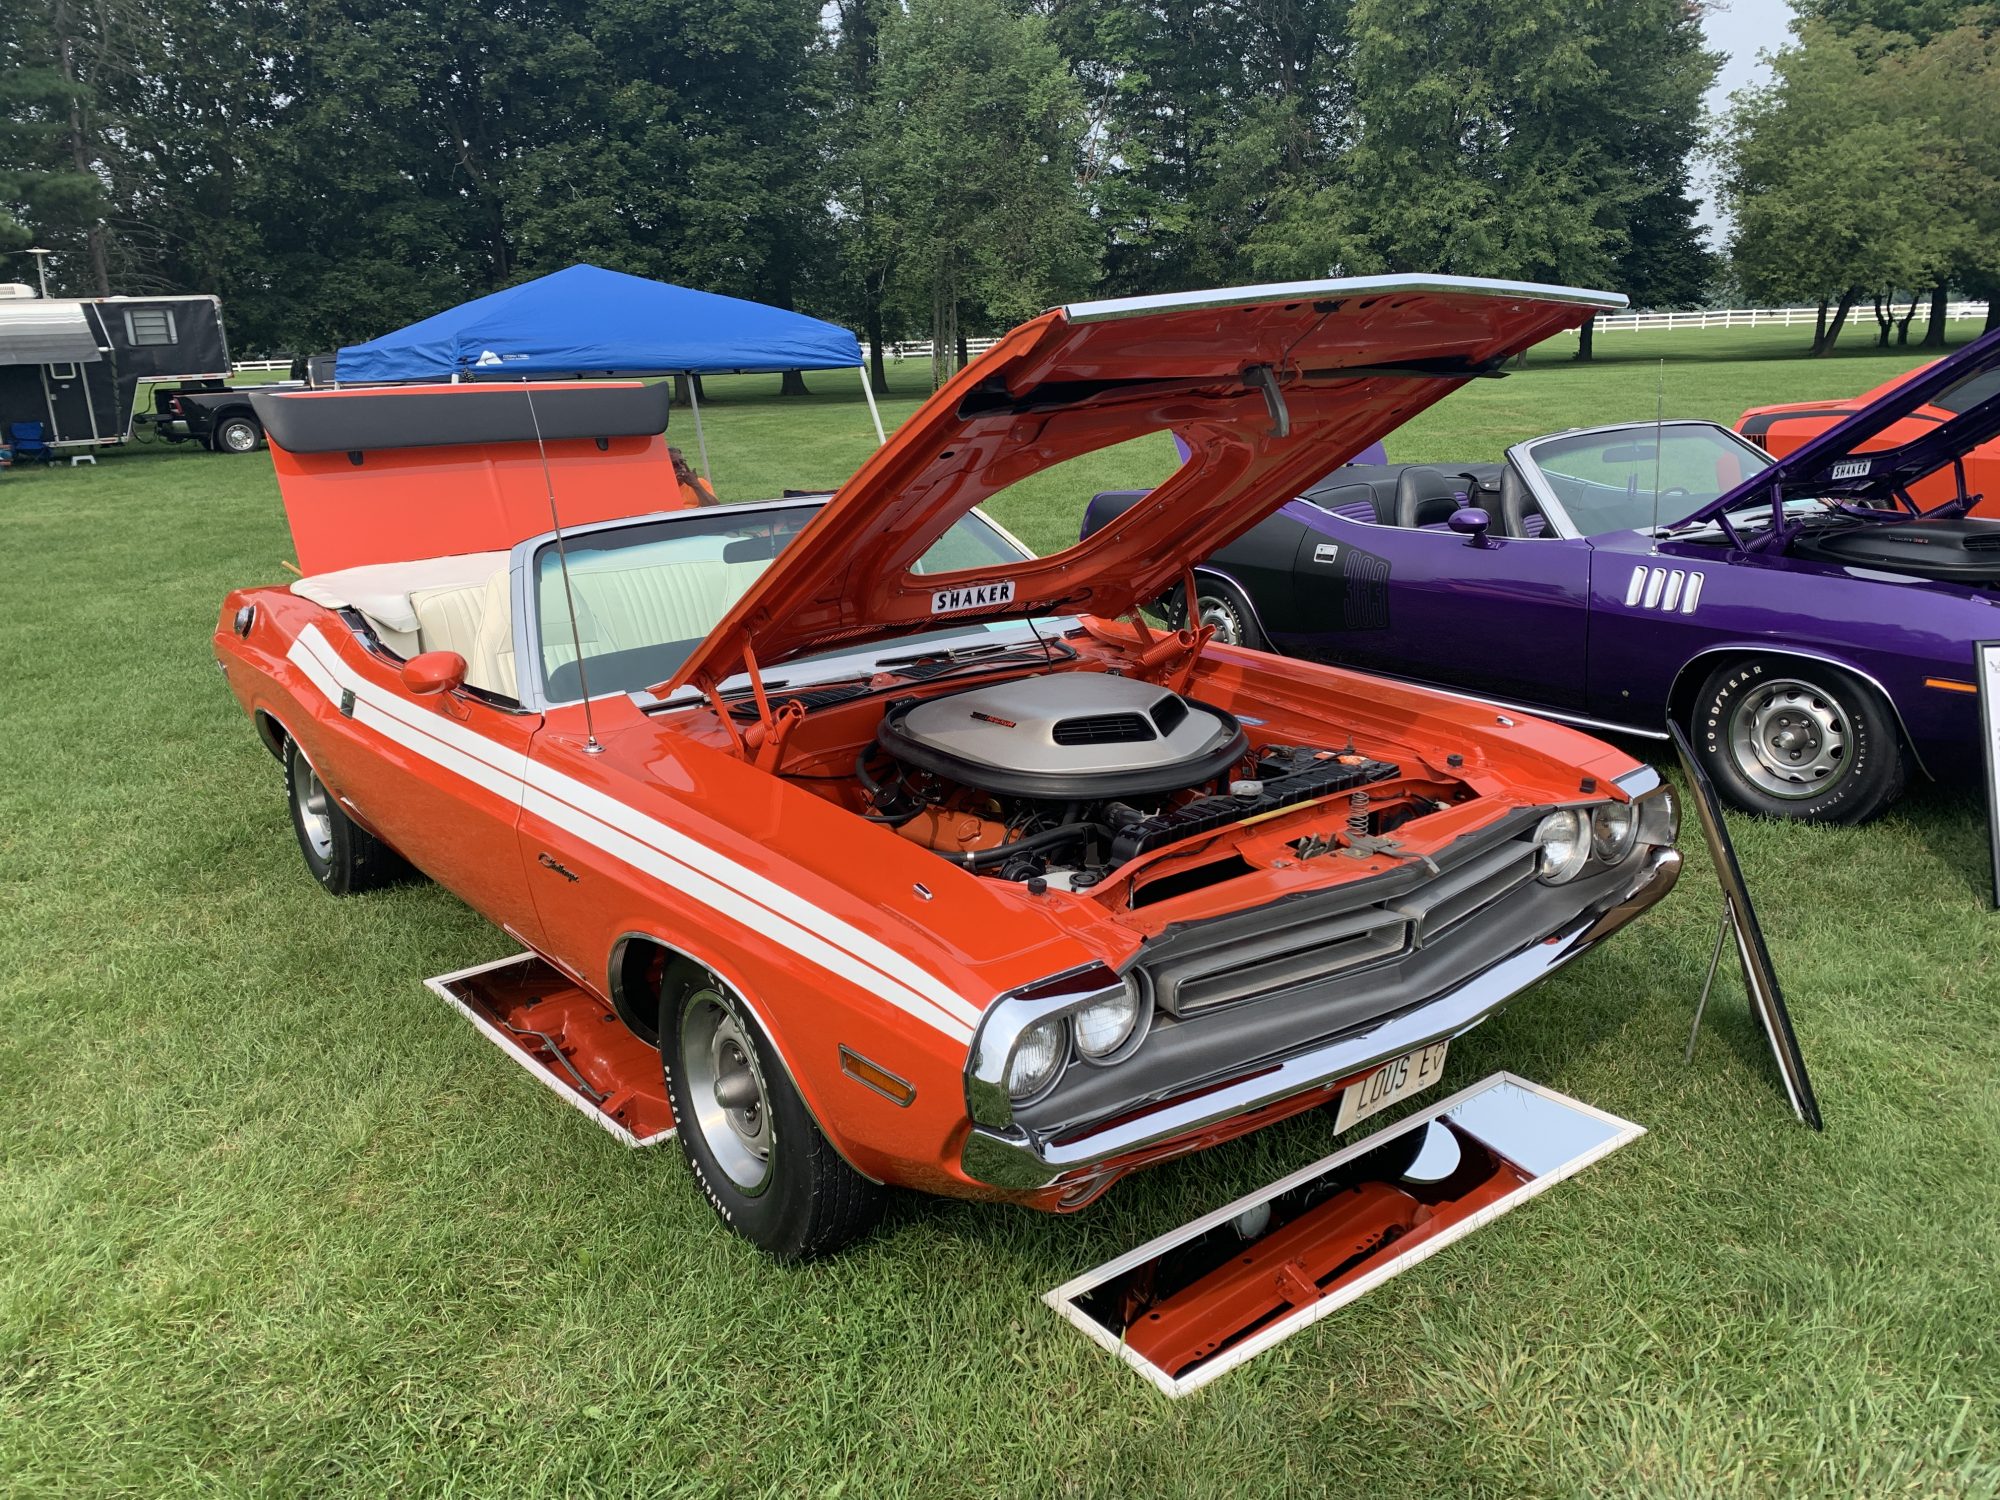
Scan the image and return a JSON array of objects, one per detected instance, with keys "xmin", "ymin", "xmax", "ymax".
[{"xmin": 668, "ymin": 276, "xmax": 1623, "ymax": 693}]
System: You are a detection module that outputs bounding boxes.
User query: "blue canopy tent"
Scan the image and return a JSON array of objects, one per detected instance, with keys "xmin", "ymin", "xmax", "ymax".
[{"xmin": 334, "ymin": 264, "xmax": 881, "ymax": 477}]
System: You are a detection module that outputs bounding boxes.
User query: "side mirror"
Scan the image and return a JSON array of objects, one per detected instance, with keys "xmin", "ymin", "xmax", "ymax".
[
  {"xmin": 402, "ymin": 650, "xmax": 468, "ymax": 696},
  {"xmin": 1448, "ymin": 506, "xmax": 1493, "ymax": 547}
]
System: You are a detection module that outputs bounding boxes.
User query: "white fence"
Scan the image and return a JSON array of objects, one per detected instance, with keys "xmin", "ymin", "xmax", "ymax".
[
  {"xmin": 878, "ymin": 336, "xmax": 1001, "ymax": 362},
  {"xmin": 229, "ymin": 358, "xmax": 292, "ymax": 373},
  {"xmin": 1587, "ymin": 301, "xmax": 1989, "ymax": 333}
]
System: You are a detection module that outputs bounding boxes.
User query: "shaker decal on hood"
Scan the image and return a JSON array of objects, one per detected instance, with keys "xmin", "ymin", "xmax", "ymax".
[{"xmin": 933, "ymin": 580, "xmax": 1016, "ymax": 615}]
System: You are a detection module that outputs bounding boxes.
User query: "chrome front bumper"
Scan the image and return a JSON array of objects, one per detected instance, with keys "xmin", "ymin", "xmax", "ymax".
[{"xmin": 959, "ymin": 845, "xmax": 1680, "ymax": 1191}]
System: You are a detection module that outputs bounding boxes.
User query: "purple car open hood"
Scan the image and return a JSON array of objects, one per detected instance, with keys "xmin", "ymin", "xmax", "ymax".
[{"xmin": 1687, "ymin": 325, "xmax": 2000, "ymax": 529}]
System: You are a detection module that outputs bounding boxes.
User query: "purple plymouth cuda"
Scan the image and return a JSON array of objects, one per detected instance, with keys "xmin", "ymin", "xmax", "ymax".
[{"xmin": 1083, "ymin": 325, "xmax": 2000, "ymax": 824}]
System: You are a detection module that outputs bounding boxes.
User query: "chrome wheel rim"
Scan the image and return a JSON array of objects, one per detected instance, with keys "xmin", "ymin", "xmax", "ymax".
[
  {"xmin": 293, "ymin": 754, "xmax": 334, "ymax": 861},
  {"xmin": 1728, "ymin": 675, "xmax": 1850, "ymax": 799},
  {"xmin": 222, "ymin": 423, "xmax": 257, "ymax": 452},
  {"xmin": 1197, "ymin": 593, "xmax": 1243, "ymax": 645},
  {"xmin": 680, "ymin": 989, "xmax": 774, "ymax": 1194}
]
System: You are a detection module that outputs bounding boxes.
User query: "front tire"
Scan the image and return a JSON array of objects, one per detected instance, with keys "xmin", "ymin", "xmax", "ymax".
[
  {"xmin": 1692, "ymin": 657, "xmax": 1906, "ymax": 825},
  {"xmin": 661, "ymin": 971, "xmax": 884, "ymax": 1260},
  {"xmin": 1193, "ymin": 577, "xmax": 1267, "ymax": 650},
  {"xmin": 284, "ymin": 738, "xmax": 406, "ymax": 893}
]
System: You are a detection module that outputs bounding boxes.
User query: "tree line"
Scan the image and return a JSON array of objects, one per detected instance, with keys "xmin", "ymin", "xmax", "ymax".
[
  {"xmin": 0, "ymin": 0, "xmax": 1990, "ymax": 378},
  {"xmin": 1721, "ymin": 0, "xmax": 2000, "ymax": 353}
]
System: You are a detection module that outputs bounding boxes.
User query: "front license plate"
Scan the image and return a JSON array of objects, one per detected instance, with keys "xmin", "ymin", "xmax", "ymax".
[{"xmin": 1333, "ymin": 1041, "xmax": 1449, "ymax": 1133}]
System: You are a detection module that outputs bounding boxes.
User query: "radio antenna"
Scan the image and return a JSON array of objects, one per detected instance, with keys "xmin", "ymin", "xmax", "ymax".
[
  {"xmin": 1649, "ymin": 359, "xmax": 1666, "ymax": 555},
  {"xmin": 523, "ymin": 383, "xmax": 602, "ymax": 754}
]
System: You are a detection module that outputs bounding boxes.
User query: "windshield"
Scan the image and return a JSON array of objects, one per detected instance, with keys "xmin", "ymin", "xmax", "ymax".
[
  {"xmin": 533, "ymin": 503, "xmax": 1026, "ymax": 703},
  {"xmin": 1526, "ymin": 424, "xmax": 1772, "ymax": 535}
]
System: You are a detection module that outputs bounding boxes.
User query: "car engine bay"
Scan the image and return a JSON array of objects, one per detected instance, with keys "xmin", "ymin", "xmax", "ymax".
[{"xmin": 855, "ymin": 671, "xmax": 1415, "ymax": 892}]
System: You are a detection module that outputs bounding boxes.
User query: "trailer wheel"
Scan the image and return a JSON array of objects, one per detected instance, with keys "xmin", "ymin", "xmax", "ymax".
[
  {"xmin": 215, "ymin": 412, "xmax": 264, "ymax": 453},
  {"xmin": 661, "ymin": 972, "xmax": 885, "ymax": 1260},
  {"xmin": 283, "ymin": 738, "xmax": 406, "ymax": 894}
]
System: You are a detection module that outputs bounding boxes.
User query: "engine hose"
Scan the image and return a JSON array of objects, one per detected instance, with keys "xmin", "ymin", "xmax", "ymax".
[
  {"xmin": 854, "ymin": 748, "xmax": 888, "ymax": 798},
  {"xmin": 941, "ymin": 820, "xmax": 1116, "ymax": 871}
]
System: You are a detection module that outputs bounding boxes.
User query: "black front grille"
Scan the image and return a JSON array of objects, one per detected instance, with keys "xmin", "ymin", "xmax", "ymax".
[
  {"xmin": 1052, "ymin": 713, "xmax": 1156, "ymax": 746},
  {"xmin": 1135, "ymin": 821, "xmax": 1539, "ymax": 1018}
]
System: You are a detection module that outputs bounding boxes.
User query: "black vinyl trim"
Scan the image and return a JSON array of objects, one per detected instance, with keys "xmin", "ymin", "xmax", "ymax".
[{"xmin": 251, "ymin": 381, "xmax": 673, "ymax": 454}]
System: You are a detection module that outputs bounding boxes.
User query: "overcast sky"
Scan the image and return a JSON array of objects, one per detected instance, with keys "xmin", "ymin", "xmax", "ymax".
[{"xmin": 1694, "ymin": 0, "xmax": 1797, "ymax": 236}]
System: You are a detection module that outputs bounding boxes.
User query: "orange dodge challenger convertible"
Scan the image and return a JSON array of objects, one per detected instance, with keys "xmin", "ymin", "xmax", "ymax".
[{"xmin": 216, "ymin": 277, "xmax": 1682, "ymax": 1258}]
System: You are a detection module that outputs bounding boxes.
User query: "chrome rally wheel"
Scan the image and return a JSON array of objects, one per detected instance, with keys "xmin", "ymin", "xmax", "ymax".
[
  {"xmin": 659, "ymin": 967, "xmax": 885, "ymax": 1259},
  {"xmin": 1728, "ymin": 674, "xmax": 1849, "ymax": 800},
  {"xmin": 282, "ymin": 736, "xmax": 406, "ymax": 894},
  {"xmin": 293, "ymin": 753, "xmax": 335, "ymax": 862},
  {"xmin": 1694, "ymin": 657, "xmax": 1906, "ymax": 825},
  {"xmin": 679, "ymin": 988, "xmax": 774, "ymax": 1195}
]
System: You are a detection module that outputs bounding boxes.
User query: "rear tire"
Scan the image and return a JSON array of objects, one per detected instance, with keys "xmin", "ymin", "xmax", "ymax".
[
  {"xmin": 283, "ymin": 738, "xmax": 406, "ymax": 893},
  {"xmin": 661, "ymin": 970, "xmax": 885, "ymax": 1261},
  {"xmin": 1691, "ymin": 657, "xmax": 1906, "ymax": 825},
  {"xmin": 215, "ymin": 413, "xmax": 264, "ymax": 453}
]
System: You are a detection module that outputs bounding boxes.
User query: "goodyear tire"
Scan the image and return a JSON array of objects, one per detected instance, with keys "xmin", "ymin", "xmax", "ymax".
[
  {"xmin": 661, "ymin": 970, "xmax": 885, "ymax": 1260},
  {"xmin": 283, "ymin": 737, "xmax": 407, "ymax": 893},
  {"xmin": 1693, "ymin": 657, "xmax": 1905, "ymax": 825}
]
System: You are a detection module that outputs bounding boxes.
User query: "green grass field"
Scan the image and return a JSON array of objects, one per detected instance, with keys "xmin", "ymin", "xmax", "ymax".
[{"xmin": 4, "ymin": 323, "xmax": 1998, "ymax": 1497}]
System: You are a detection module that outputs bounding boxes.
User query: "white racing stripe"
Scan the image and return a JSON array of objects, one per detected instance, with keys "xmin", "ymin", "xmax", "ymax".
[{"xmin": 285, "ymin": 626, "xmax": 979, "ymax": 1043}]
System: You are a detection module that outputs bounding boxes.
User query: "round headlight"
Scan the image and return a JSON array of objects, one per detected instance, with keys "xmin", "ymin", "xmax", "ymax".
[
  {"xmin": 1534, "ymin": 809, "xmax": 1590, "ymax": 884},
  {"xmin": 1590, "ymin": 802, "xmax": 1637, "ymax": 863},
  {"xmin": 1006, "ymin": 1016, "xmax": 1067, "ymax": 1099},
  {"xmin": 1074, "ymin": 979, "xmax": 1143, "ymax": 1061}
]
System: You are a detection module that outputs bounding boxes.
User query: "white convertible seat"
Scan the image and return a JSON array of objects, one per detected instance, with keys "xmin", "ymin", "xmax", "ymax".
[
  {"xmin": 292, "ymin": 547, "xmax": 776, "ymax": 702},
  {"xmin": 292, "ymin": 551, "xmax": 514, "ymax": 694},
  {"xmin": 561, "ymin": 554, "xmax": 770, "ymax": 655}
]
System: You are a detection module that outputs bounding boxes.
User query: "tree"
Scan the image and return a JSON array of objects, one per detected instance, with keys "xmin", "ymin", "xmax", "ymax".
[
  {"xmin": 1248, "ymin": 0, "xmax": 1716, "ymax": 357},
  {"xmin": 1040, "ymin": 0, "xmax": 1351, "ymax": 296},
  {"xmin": 862, "ymin": 0, "xmax": 1098, "ymax": 387},
  {"xmin": 1720, "ymin": 22, "xmax": 1975, "ymax": 354},
  {"xmin": 0, "ymin": 0, "xmax": 132, "ymax": 292}
]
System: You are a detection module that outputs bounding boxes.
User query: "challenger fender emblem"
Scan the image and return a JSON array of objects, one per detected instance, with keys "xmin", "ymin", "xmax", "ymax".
[{"xmin": 932, "ymin": 580, "xmax": 1015, "ymax": 614}]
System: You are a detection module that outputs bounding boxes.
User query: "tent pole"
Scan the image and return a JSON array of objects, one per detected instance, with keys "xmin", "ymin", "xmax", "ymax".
[
  {"xmin": 687, "ymin": 373, "xmax": 713, "ymax": 483},
  {"xmin": 859, "ymin": 364, "xmax": 886, "ymax": 446}
]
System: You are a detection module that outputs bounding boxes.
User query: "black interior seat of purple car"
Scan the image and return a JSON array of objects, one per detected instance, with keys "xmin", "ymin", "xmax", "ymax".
[
  {"xmin": 1498, "ymin": 464, "xmax": 1546, "ymax": 538},
  {"xmin": 1393, "ymin": 467, "xmax": 1463, "ymax": 528}
]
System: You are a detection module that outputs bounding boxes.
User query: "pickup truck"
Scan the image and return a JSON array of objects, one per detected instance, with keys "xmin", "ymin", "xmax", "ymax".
[{"xmin": 147, "ymin": 354, "xmax": 336, "ymax": 454}]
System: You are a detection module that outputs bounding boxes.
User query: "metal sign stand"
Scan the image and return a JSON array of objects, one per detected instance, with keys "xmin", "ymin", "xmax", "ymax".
[
  {"xmin": 1684, "ymin": 900, "xmax": 1734, "ymax": 1062},
  {"xmin": 1977, "ymin": 640, "xmax": 2000, "ymax": 912},
  {"xmin": 1669, "ymin": 723, "xmax": 1823, "ymax": 1129}
]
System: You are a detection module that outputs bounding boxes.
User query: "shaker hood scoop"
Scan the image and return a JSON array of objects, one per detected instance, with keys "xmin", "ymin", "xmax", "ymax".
[{"xmin": 665, "ymin": 275, "xmax": 1623, "ymax": 695}]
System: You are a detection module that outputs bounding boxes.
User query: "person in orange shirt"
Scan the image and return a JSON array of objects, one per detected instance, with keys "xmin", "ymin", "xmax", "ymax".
[{"xmin": 669, "ymin": 445, "xmax": 720, "ymax": 507}]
